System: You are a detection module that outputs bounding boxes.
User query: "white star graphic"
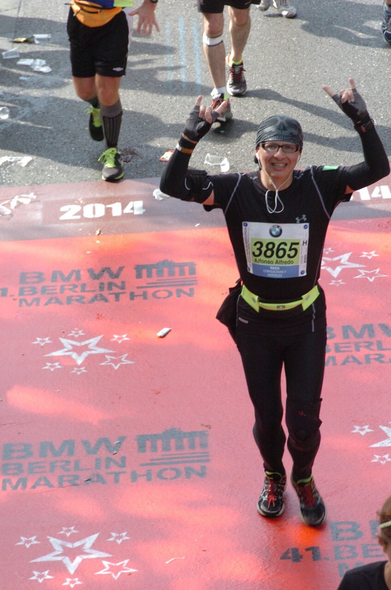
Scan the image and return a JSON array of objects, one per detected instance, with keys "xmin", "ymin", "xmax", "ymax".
[
  {"xmin": 9, "ymin": 192, "xmax": 36, "ymax": 208},
  {"xmin": 45, "ymin": 336, "xmax": 115, "ymax": 366},
  {"xmin": 43, "ymin": 362, "xmax": 62, "ymax": 371},
  {"xmin": 29, "ymin": 570, "xmax": 54, "ymax": 582},
  {"xmin": 360, "ymin": 251, "xmax": 379, "ymax": 259},
  {"xmin": 63, "ymin": 578, "xmax": 82, "ymax": 588},
  {"xmin": 100, "ymin": 354, "xmax": 134, "ymax": 370},
  {"xmin": 16, "ymin": 536, "xmax": 40, "ymax": 548},
  {"xmin": 59, "ymin": 527, "xmax": 79, "ymax": 538},
  {"xmin": 371, "ymin": 454, "xmax": 391, "ymax": 465},
  {"xmin": 71, "ymin": 367, "xmax": 87, "ymax": 375},
  {"xmin": 111, "ymin": 334, "xmax": 130, "ymax": 343},
  {"xmin": 352, "ymin": 425, "xmax": 373, "ymax": 435},
  {"xmin": 353, "ymin": 269, "xmax": 387, "ymax": 282},
  {"xmin": 371, "ymin": 426, "xmax": 391, "ymax": 448},
  {"xmin": 107, "ymin": 532, "xmax": 130, "ymax": 544},
  {"xmin": 329, "ymin": 279, "xmax": 345, "ymax": 286},
  {"xmin": 95, "ymin": 559, "xmax": 137, "ymax": 580},
  {"xmin": 68, "ymin": 329, "xmax": 85, "ymax": 338},
  {"xmin": 31, "ymin": 534, "xmax": 112, "ymax": 575},
  {"xmin": 33, "ymin": 337, "xmax": 52, "ymax": 347},
  {"xmin": 321, "ymin": 252, "xmax": 366, "ymax": 278}
]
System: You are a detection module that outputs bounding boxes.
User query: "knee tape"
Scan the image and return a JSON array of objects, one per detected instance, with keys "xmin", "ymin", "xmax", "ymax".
[{"xmin": 203, "ymin": 33, "xmax": 223, "ymax": 46}]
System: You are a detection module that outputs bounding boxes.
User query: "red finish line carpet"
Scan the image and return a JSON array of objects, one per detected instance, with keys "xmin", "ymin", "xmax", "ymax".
[{"xmin": 1, "ymin": 178, "xmax": 390, "ymax": 590}]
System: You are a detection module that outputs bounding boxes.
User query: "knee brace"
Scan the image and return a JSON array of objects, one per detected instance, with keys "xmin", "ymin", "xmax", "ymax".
[
  {"xmin": 286, "ymin": 399, "xmax": 322, "ymax": 444},
  {"xmin": 203, "ymin": 33, "xmax": 223, "ymax": 46}
]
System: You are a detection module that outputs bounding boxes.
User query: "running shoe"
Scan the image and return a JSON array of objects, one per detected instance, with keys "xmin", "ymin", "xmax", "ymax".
[
  {"xmin": 98, "ymin": 147, "xmax": 124, "ymax": 182},
  {"xmin": 88, "ymin": 106, "xmax": 104, "ymax": 142},
  {"xmin": 258, "ymin": 0, "xmax": 270, "ymax": 10},
  {"xmin": 211, "ymin": 93, "xmax": 233, "ymax": 123},
  {"xmin": 290, "ymin": 474, "xmax": 326, "ymax": 527},
  {"xmin": 382, "ymin": 2, "xmax": 391, "ymax": 45},
  {"xmin": 257, "ymin": 471, "xmax": 287, "ymax": 518},
  {"xmin": 226, "ymin": 55, "xmax": 247, "ymax": 97},
  {"xmin": 271, "ymin": 0, "xmax": 297, "ymax": 18}
]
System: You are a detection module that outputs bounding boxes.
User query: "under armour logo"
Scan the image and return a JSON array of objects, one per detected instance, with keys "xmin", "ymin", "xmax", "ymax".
[{"xmin": 296, "ymin": 215, "xmax": 307, "ymax": 223}]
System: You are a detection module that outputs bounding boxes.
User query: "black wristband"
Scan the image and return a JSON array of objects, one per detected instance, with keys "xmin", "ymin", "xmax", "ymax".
[
  {"xmin": 176, "ymin": 136, "xmax": 197, "ymax": 153},
  {"xmin": 354, "ymin": 117, "xmax": 374, "ymax": 133}
]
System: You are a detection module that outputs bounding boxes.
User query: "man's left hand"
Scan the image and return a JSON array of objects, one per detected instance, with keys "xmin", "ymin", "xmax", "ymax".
[
  {"xmin": 130, "ymin": 0, "xmax": 160, "ymax": 36},
  {"xmin": 323, "ymin": 77, "xmax": 369, "ymax": 126}
]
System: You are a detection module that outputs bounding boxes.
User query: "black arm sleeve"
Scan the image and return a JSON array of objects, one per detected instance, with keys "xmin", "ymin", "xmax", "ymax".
[
  {"xmin": 160, "ymin": 148, "xmax": 214, "ymax": 203},
  {"xmin": 343, "ymin": 126, "xmax": 390, "ymax": 191}
]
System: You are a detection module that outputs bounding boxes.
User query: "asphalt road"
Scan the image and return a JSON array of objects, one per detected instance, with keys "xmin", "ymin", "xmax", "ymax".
[{"xmin": 0, "ymin": 0, "xmax": 391, "ymax": 221}]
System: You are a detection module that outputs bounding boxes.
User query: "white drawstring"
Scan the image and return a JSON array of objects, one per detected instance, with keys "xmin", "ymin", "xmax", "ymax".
[
  {"xmin": 264, "ymin": 174, "xmax": 290, "ymax": 214},
  {"xmin": 257, "ymin": 157, "xmax": 290, "ymax": 214}
]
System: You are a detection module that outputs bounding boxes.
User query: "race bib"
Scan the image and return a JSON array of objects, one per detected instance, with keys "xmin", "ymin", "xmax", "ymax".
[{"xmin": 242, "ymin": 222, "xmax": 309, "ymax": 279}]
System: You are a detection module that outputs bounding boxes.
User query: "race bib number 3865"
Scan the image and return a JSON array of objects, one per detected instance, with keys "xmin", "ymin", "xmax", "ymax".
[{"xmin": 242, "ymin": 222, "xmax": 309, "ymax": 279}]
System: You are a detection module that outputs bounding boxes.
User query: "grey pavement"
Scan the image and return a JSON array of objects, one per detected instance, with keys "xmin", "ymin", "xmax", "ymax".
[{"xmin": 0, "ymin": 0, "xmax": 390, "ymax": 222}]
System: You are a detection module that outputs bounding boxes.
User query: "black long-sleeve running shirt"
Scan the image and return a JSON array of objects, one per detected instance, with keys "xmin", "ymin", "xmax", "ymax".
[{"xmin": 160, "ymin": 126, "xmax": 389, "ymax": 302}]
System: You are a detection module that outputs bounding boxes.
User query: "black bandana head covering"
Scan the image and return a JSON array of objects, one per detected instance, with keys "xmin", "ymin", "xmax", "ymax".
[{"xmin": 255, "ymin": 115, "xmax": 303, "ymax": 150}]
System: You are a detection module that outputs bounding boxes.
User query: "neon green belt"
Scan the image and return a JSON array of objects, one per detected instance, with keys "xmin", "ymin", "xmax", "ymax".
[{"xmin": 241, "ymin": 284, "xmax": 320, "ymax": 313}]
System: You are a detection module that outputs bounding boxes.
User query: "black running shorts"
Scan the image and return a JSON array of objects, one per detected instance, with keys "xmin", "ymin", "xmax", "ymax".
[
  {"xmin": 67, "ymin": 8, "xmax": 129, "ymax": 78},
  {"xmin": 198, "ymin": 0, "xmax": 253, "ymax": 13}
]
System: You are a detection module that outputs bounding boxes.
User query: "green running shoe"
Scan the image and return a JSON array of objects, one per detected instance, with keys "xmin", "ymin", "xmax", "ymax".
[
  {"xmin": 88, "ymin": 106, "xmax": 104, "ymax": 142},
  {"xmin": 98, "ymin": 147, "xmax": 124, "ymax": 182}
]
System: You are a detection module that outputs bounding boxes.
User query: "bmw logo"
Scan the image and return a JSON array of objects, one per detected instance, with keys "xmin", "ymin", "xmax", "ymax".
[{"xmin": 269, "ymin": 225, "xmax": 282, "ymax": 238}]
